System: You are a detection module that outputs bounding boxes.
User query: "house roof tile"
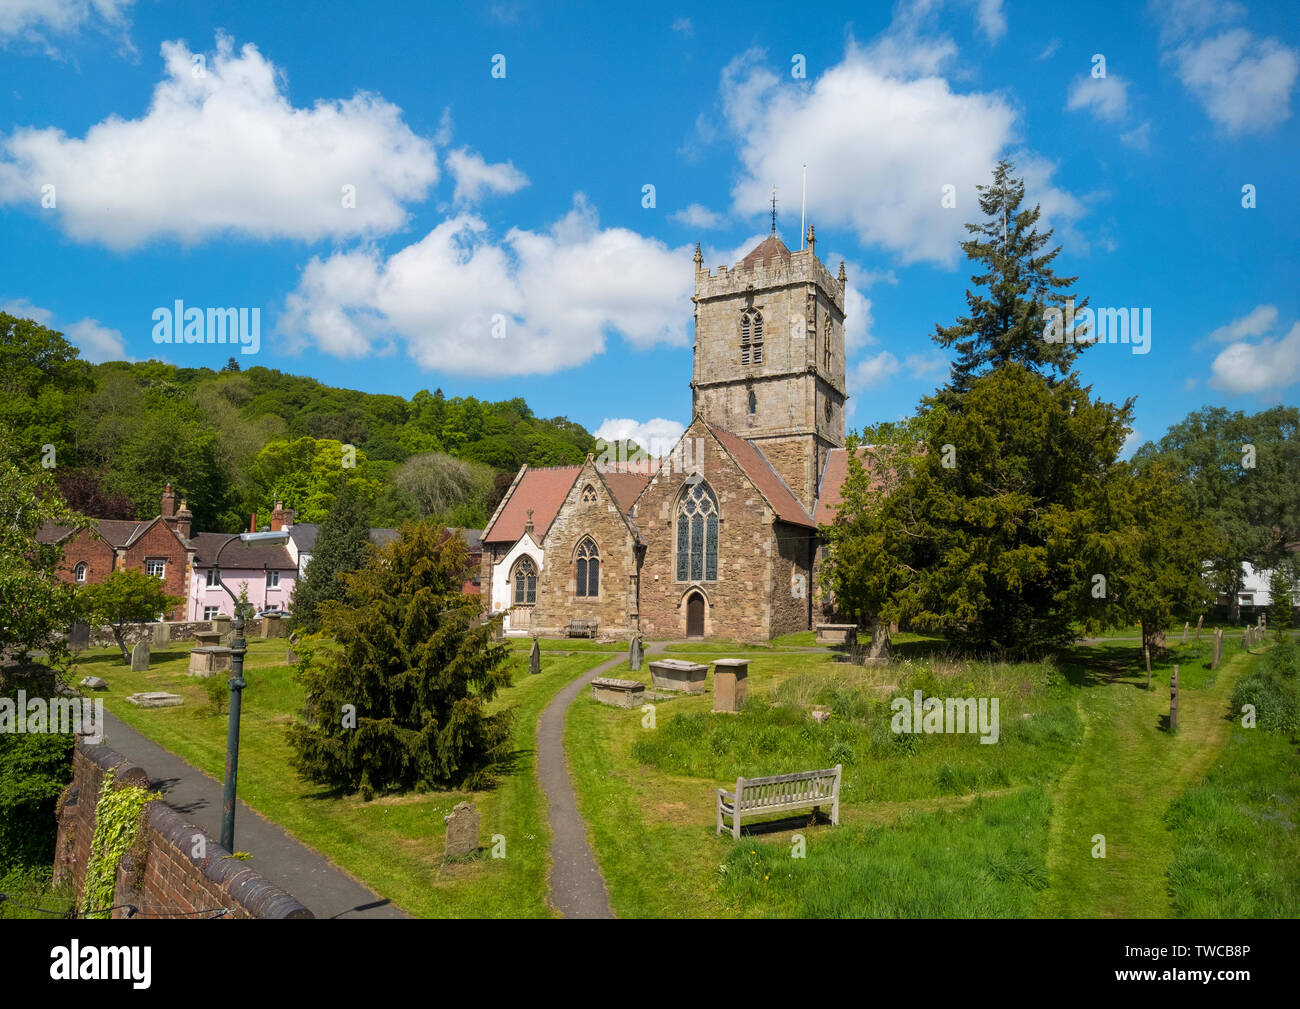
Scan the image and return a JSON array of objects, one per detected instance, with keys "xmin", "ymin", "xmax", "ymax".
[
  {"xmin": 706, "ymin": 423, "xmax": 816, "ymax": 528},
  {"xmin": 481, "ymin": 466, "xmax": 581, "ymax": 543}
]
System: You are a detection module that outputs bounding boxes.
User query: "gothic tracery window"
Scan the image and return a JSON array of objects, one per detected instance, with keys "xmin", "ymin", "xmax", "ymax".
[
  {"xmin": 575, "ymin": 537, "xmax": 600, "ymax": 597},
  {"xmin": 581, "ymin": 484, "xmax": 597, "ymax": 504},
  {"xmin": 513, "ymin": 556, "xmax": 537, "ymax": 605},
  {"xmin": 675, "ymin": 481, "xmax": 719, "ymax": 582},
  {"xmin": 740, "ymin": 310, "xmax": 764, "ymax": 365}
]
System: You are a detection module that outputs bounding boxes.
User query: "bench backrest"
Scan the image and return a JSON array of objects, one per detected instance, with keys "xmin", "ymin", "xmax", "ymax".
[{"xmin": 736, "ymin": 765, "xmax": 840, "ymax": 810}]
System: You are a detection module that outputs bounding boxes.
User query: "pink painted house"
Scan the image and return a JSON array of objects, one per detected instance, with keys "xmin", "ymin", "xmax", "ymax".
[{"xmin": 187, "ymin": 532, "xmax": 297, "ymax": 620}]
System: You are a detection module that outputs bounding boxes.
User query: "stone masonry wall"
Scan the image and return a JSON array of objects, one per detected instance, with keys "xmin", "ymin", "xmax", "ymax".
[
  {"xmin": 634, "ymin": 421, "xmax": 777, "ymax": 641},
  {"xmin": 530, "ymin": 459, "xmax": 641, "ymax": 639},
  {"xmin": 769, "ymin": 520, "xmax": 815, "ymax": 638},
  {"xmin": 54, "ymin": 741, "xmax": 312, "ymax": 919}
]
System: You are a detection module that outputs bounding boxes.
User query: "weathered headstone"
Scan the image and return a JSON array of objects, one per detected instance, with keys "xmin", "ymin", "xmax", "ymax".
[
  {"xmin": 1169, "ymin": 664, "xmax": 1179, "ymax": 732},
  {"xmin": 443, "ymin": 801, "xmax": 480, "ymax": 860},
  {"xmin": 69, "ymin": 622, "xmax": 90, "ymax": 652},
  {"xmin": 868, "ymin": 622, "xmax": 891, "ymax": 661},
  {"xmin": 1210, "ymin": 627, "xmax": 1223, "ymax": 670},
  {"xmin": 130, "ymin": 641, "xmax": 150, "ymax": 671},
  {"xmin": 1182, "ymin": 622, "xmax": 1188, "ymax": 644},
  {"xmin": 151, "ymin": 622, "xmax": 169, "ymax": 648},
  {"xmin": 286, "ymin": 632, "xmax": 299, "ymax": 665},
  {"xmin": 79, "ymin": 676, "xmax": 108, "ymax": 691},
  {"xmin": 713, "ymin": 658, "xmax": 749, "ymax": 713},
  {"xmin": 1195, "ymin": 615, "xmax": 1203, "ymax": 640},
  {"xmin": 629, "ymin": 634, "xmax": 643, "ymax": 672},
  {"xmin": 529, "ymin": 636, "xmax": 541, "ymax": 676}
]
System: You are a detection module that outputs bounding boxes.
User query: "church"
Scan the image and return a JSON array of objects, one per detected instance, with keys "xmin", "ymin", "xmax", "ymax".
[{"xmin": 479, "ymin": 224, "xmax": 865, "ymax": 640}]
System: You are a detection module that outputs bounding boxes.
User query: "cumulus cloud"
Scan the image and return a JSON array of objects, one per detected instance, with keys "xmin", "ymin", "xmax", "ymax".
[
  {"xmin": 2, "ymin": 298, "xmax": 128, "ymax": 362},
  {"xmin": 1066, "ymin": 74, "xmax": 1130, "ymax": 122},
  {"xmin": 849, "ymin": 346, "xmax": 949, "ymax": 394},
  {"xmin": 279, "ymin": 195, "xmax": 695, "ymax": 377},
  {"xmin": 670, "ymin": 203, "xmax": 724, "ymax": 228},
  {"xmin": 671, "ymin": 17, "xmax": 693, "ymax": 39},
  {"xmin": 715, "ymin": 44, "xmax": 1081, "ymax": 266},
  {"xmin": 1208, "ymin": 304, "xmax": 1277, "ymax": 343},
  {"xmin": 444, "ymin": 147, "xmax": 528, "ymax": 205},
  {"xmin": 1170, "ymin": 29, "xmax": 1298, "ymax": 134},
  {"xmin": 0, "ymin": 0, "xmax": 133, "ymax": 43},
  {"xmin": 0, "ymin": 33, "xmax": 437, "ymax": 248},
  {"xmin": 1210, "ymin": 321, "xmax": 1300, "ymax": 394},
  {"xmin": 593, "ymin": 417, "xmax": 686, "ymax": 457}
]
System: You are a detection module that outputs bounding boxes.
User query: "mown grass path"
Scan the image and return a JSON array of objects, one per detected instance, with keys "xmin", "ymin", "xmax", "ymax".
[{"xmin": 1039, "ymin": 646, "xmax": 1250, "ymax": 918}]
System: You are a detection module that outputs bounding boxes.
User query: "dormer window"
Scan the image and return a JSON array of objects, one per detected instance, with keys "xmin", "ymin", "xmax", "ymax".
[{"xmin": 741, "ymin": 310, "xmax": 764, "ymax": 365}]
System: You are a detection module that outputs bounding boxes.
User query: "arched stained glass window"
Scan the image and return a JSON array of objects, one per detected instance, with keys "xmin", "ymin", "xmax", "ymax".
[
  {"xmin": 575, "ymin": 537, "xmax": 599, "ymax": 597},
  {"xmin": 675, "ymin": 481, "xmax": 718, "ymax": 582},
  {"xmin": 513, "ymin": 556, "xmax": 537, "ymax": 605}
]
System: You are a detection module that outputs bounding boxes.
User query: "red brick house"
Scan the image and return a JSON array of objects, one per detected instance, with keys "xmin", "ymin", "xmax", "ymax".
[{"xmin": 39, "ymin": 485, "xmax": 195, "ymax": 620}]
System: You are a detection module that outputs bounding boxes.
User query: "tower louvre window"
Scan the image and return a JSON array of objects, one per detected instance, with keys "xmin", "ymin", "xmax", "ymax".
[{"xmin": 740, "ymin": 310, "xmax": 763, "ymax": 365}]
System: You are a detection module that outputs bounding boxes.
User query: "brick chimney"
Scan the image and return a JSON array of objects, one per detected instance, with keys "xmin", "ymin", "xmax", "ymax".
[
  {"xmin": 250, "ymin": 512, "xmax": 257, "ymax": 533},
  {"xmin": 161, "ymin": 483, "xmax": 176, "ymax": 519},
  {"xmin": 271, "ymin": 499, "xmax": 289, "ymax": 532},
  {"xmin": 175, "ymin": 499, "xmax": 193, "ymax": 540}
]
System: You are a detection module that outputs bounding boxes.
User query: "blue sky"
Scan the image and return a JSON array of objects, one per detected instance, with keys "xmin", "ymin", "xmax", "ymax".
[{"xmin": 1, "ymin": 0, "xmax": 1297, "ymax": 455}]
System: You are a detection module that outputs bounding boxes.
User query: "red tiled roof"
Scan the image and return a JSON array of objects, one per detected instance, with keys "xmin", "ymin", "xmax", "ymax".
[
  {"xmin": 35, "ymin": 517, "xmax": 153, "ymax": 548},
  {"xmin": 706, "ymin": 423, "xmax": 816, "ymax": 528},
  {"xmin": 482, "ymin": 466, "xmax": 581, "ymax": 544},
  {"xmin": 599, "ymin": 471, "xmax": 652, "ymax": 514},
  {"xmin": 742, "ymin": 234, "xmax": 792, "ymax": 270}
]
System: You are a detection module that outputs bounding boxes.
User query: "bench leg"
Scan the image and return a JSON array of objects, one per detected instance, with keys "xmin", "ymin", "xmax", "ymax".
[
  {"xmin": 716, "ymin": 799, "xmax": 723, "ymax": 836},
  {"xmin": 732, "ymin": 811, "xmax": 741, "ymax": 841}
]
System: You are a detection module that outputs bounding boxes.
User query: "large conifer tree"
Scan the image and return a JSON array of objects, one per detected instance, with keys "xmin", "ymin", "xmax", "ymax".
[{"xmin": 291, "ymin": 479, "xmax": 372, "ymax": 632}]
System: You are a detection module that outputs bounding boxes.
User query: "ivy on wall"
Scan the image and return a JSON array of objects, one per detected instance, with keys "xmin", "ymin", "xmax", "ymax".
[{"xmin": 79, "ymin": 769, "xmax": 156, "ymax": 919}]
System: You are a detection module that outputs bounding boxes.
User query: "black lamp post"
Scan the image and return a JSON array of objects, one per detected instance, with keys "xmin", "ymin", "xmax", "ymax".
[{"xmin": 212, "ymin": 529, "xmax": 289, "ymax": 853}]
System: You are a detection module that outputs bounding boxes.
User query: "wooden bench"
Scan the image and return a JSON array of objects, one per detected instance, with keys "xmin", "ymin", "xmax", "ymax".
[
  {"xmin": 568, "ymin": 619, "xmax": 599, "ymax": 639},
  {"xmin": 716, "ymin": 764, "xmax": 842, "ymax": 839}
]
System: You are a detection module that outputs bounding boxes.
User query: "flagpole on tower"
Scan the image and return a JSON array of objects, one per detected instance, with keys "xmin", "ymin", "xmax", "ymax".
[{"xmin": 801, "ymin": 165, "xmax": 807, "ymax": 250}]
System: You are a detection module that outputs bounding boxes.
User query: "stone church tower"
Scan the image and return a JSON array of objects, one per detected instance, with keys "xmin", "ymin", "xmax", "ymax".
[{"xmin": 690, "ymin": 224, "xmax": 848, "ymax": 510}]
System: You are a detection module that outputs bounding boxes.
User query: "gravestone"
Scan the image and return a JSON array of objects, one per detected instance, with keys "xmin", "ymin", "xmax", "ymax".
[
  {"xmin": 151, "ymin": 622, "xmax": 169, "ymax": 648},
  {"xmin": 868, "ymin": 623, "xmax": 891, "ymax": 660},
  {"xmin": 1169, "ymin": 665, "xmax": 1180, "ymax": 732},
  {"xmin": 443, "ymin": 801, "xmax": 480, "ymax": 860},
  {"xmin": 648, "ymin": 658, "xmax": 708, "ymax": 693},
  {"xmin": 212, "ymin": 615, "xmax": 232, "ymax": 639},
  {"xmin": 286, "ymin": 632, "xmax": 299, "ymax": 665},
  {"xmin": 69, "ymin": 622, "xmax": 90, "ymax": 652},
  {"xmin": 125, "ymin": 691, "xmax": 182, "ymax": 708},
  {"xmin": 629, "ymin": 635, "xmax": 643, "ymax": 672},
  {"xmin": 591, "ymin": 678, "xmax": 645, "ymax": 709},
  {"xmin": 1210, "ymin": 628, "xmax": 1223, "ymax": 670},
  {"xmin": 815, "ymin": 624, "xmax": 857, "ymax": 646},
  {"xmin": 79, "ymin": 676, "xmax": 108, "ymax": 691},
  {"xmin": 1195, "ymin": 615, "xmax": 1203, "ymax": 640},
  {"xmin": 188, "ymin": 646, "xmax": 232, "ymax": 677},
  {"xmin": 194, "ymin": 630, "xmax": 222, "ymax": 648},
  {"xmin": 130, "ymin": 641, "xmax": 150, "ymax": 671},
  {"xmin": 712, "ymin": 658, "xmax": 749, "ymax": 713},
  {"xmin": 1182, "ymin": 622, "xmax": 1188, "ymax": 644},
  {"xmin": 529, "ymin": 636, "xmax": 541, "ymax": 676},
  {"xmin": 261, "ymin": 615, "xmax": 286, "ymax": 639}
]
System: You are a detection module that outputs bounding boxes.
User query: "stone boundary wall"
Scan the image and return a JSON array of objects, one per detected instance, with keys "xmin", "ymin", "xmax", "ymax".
[
  {"xmin": 54, "ymin": 740, "xmax": 312, "ymax": 919},
  {"xmin": 85, "ymin": 620, "xmax": 215, "ymax": 649}
]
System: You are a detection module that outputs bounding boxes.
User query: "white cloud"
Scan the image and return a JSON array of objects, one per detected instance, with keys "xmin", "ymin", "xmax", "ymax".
[
  {"xmin": 1120, "ymin": 122, "xmax": 1151, "ymax": 149},
  {"xmin": 1120, "ymin": 428, "xmax": 1143, "ymax": 458},
  {"xmin": 1066, "ymin": 74, "xmax": 1130, "ymax": 122},
  {"xmin": 1208, "ymin": 304, "xmax": 1277, "ymax": 343},
  {"xmin": 1152, "ymin": 0, "xmax": 1247, "ymax": 46},
  {"xmin": 671, "ymin": 17, "xmax": 693, "ymax": 39},
  {"xmin": 2, "ymin": 299, "xmax": 127, "ymax": 362},
  {"xmin": 850, "ymin": 351, "xmax": 901, "ymax": 390},
  {"xmin": 444, "ymin": 147, "xmax": 528, "ymax": 205},
  {"xmin": 670, "ymin": 203, "xmax": 724, "ymax": 228},
  {"xmin": 1170, "ymin": 28, "xmax": 1298, "ymax": 135},
  {"xmin": 1038, "ymin": 38, "xmax": 1061, "ymax": 60},
  {"xmin": 716, "ymin": 44, "xmax": 1081, "ymax": 267},
  {"xmin": 903, "ymin": 349, "xmax": 949, "ymax": 378},
  {"xmin": 1210, "ymin": 321, "xmax": 1300, "ymax": 394},
  {"xmin": 0, "ymin": 33, "xmax": 437, "ymax": 248},
  {"xmin": 280, "ymin": 195, "xmax": 694, "ymax": 377},
  {"xmin": 593, "ymin": 417, "xmax": 686, "ymax": 457},
  {"xmin": 971, "ymin": 0, "xmax": 1006, "ymax": 43},
  {"xmin": 0, "ymin": 0, "xmax": 133, "ymax": 41}
]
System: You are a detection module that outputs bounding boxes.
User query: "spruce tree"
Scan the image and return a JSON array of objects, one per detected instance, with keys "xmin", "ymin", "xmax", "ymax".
[
  {"xmin": 933, "ymin": 159, "xmax": 1089, "ymax": 397},
  {"xmin": 287, "ymin": 521, "xmax": 513, "ymax": 796},
  {"xmin": 291, "ymin": 480, "xmax": 372, "ymax": 632}
]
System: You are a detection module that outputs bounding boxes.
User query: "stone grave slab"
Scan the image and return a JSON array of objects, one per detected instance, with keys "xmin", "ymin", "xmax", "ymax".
[
  {"xmin": 648, "ymin": 658, "xmax": 708, "ymax": 694},
  {"xmin": 125, "ymin": 691, "xmax": 183, "ymax": 708},
  {"xmin": 591, "ymin": 677, "xmax": 646, "ymax": 709}
]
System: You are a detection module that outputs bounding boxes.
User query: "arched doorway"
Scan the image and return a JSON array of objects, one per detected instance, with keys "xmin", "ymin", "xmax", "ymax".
[{"xmin": 686, "ymin": 591, "xmax": 705, "ymax": 639}]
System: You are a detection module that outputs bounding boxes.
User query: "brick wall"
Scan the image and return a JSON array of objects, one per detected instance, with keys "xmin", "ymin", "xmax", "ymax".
[
  {"xmin": 54, "ymin": 528, "xmax": 115, "ymax": 586},
  {"xmin": 121, "ymin": 521, "xmax": 190, "ymax": 620},
  {"xmin": 54, "ymin": 741, "xmax": 312, "ymax": 919}
]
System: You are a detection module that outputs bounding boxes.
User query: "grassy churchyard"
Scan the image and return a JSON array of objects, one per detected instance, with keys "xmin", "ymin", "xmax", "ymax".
[{"xmin": 68, "ymin": 627, "xmax": 1296, "ymax": 918}]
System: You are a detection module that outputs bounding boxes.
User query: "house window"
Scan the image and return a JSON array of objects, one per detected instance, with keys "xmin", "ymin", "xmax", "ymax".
[
  {"xmin": 268, "ymin": 570, "xmax": 280, "ymax": 589},
  {"xmin": 203, "ymin": 606, "xmax": 222, "ymax": 620},
  {"xmin": 581, "ymin": 484, "xmax": 597, "ymax": 504},
  {"xmin": 206, "ymin": 569, "xmax": 220, "ymax": 588},
  {"xmin": 575, "ymin": 538, "xmax": 600, "ymax": 597},
  {"xmin": 740, "ymin": 310, "xmax": 763, "ymax": 365},
  {"xmin": 675, "ymin": 480, "xmax": 719, "ymax": 582},
  {"xmin": 824, "ymin": 317, "xmax": 832, "ymax": 370},
  {"xmin": 146, "ymin": 558, "xmax": 166, "ymax": 579},
  {"xmin": 513, "ymin": 557, "xmax": 538, "ymax": 605},
  {"xmin": 74, "ymin": 562, "xmax": 87, "ymax": 583}
]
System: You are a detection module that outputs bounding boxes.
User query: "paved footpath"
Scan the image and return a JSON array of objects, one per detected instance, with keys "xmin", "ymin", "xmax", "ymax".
[{"xmin": 101, "ymin": 710, "xmax": 408, "ymax": 919}]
